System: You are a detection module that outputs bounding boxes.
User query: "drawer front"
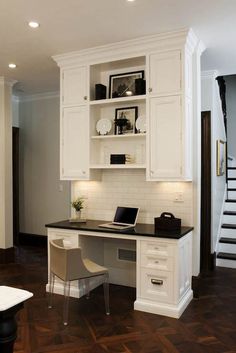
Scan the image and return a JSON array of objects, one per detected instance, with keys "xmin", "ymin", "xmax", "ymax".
[
  {"xmin": 141, "ymin": 254, "xmax": 173, "ymax": 271},
  {"xmin": 140, "ymin": 268, "xmax": 173, "ymax": 303},
  {"xmin": 141, "ymin": 241, "xmax": 174, "ymax": 257},
  {"xmin": 48, "ymin": 230, "xmax": 79, "ymax": 247}
]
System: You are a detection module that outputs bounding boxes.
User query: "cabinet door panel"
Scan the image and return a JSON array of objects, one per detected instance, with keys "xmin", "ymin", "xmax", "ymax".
[
  {"xmin": 62, "ymin": 67, "xmax": 87, "ymax": 106},
  {"xmin": 61, "ymin": 106, "xmax": 89, "ymax": 180},
  {"xmin": 149, "ymin": 51, "xmax": 181, "ymax": 95},
  {"xmin": 149, "ymin": 96, "xmax": 182, "ymax": 179}
]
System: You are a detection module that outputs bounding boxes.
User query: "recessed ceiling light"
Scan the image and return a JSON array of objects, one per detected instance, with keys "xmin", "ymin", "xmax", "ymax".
[
  {"xmin": 8, "ymin": 63, "xmax": 17, "ymax": 69},
  {"xmin": 127, "ymin": 0, "xmax": 135, "ymax": 2},
  {"xmin": 28, "ymin": 21, "xmax": 40, "ymax": 28}
]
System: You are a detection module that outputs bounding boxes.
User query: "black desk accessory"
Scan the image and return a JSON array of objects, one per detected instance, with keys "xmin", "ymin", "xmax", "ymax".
[{"xmin": 155, "ymin": 212, "xmax": 181, "ymax": 232}]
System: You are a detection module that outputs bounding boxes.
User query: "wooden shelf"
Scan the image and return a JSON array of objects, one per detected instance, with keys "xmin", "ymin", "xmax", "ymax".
[
  {"xmin": 91, "ymin": 133, "xmax": 146, "ymax": 140},
  {"xmin": 89, "ymin": 95, "xmax": 146, "ymax": 107},
  {"xmin": 90, "ymin": 164, "xmax": 146, "ymax": 169}
]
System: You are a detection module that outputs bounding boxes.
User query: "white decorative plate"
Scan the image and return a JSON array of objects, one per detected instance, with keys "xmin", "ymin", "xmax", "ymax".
[
  {"xmin": 96, "ymin": 118, "xmax": 112, "ymax": 135},
  {"xmin": 136, "ymin": 115, "xmax": 146, "ymax": 133}
]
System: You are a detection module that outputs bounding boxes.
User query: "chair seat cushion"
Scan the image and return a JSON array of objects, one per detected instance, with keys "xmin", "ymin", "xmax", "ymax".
[{"xmin": 83, "ymin": 258, "xmax": 108, "ymax": 275}]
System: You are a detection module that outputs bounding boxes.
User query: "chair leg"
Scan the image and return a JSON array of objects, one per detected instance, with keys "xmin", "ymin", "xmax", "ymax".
[
  {"xmin": 103, "ymin": 273, "xmax": 110, "ymax": 315},
  {"xmin": 48, "ymin": 272, "xmax": 55, "ymax": 309},
  {"xmin": 63, "ymin": 281, "xmax": 70, "ymax": 326}
]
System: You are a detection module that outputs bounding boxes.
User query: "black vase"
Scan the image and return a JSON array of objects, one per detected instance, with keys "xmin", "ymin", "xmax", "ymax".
[{"xmin": 135, "ymin": 78, "xmax": 146, "ymax": 95}]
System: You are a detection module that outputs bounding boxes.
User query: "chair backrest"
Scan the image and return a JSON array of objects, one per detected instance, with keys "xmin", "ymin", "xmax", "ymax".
[{"xmin": 50, "ymin": 239, "xmax": 92, "ymax": 281}]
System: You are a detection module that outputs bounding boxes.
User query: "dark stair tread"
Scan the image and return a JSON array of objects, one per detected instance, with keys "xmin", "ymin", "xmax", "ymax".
[
  {"xmin": 222, "ymin": 223, "xmax": 236, "ymax": 229},
  {"xmin": 227, "ymin": 178, "xmax": 236, "ymax": 181},
  {"xmin": 227, "ymin": 188, "xmax": 236, "ymax": 191},
  {"xmin": 219, "ymin": 237, "xmax": 236, "ymax": 244},
  {"xmin": 226, "ymin": 199, "xmax": 236, "ymax": 203},
  {"xmin": 223, "ymin": 211, "xmax": 236, "ymax": 215},
  {"xmin": 217, "ymin": 252, "xmax": 236, "ymax": 260},
  {"xmin": 227, "ymin": 167, "xmax": 236, "ymax": 170}
]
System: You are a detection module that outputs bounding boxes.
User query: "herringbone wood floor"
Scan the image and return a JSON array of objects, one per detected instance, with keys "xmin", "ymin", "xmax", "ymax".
[{"xmin": 1, "ymin": 245, "xmax": 236, "ymax": 353}]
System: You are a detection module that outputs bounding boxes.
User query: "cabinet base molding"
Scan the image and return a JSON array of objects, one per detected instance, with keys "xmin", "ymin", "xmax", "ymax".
[{"xmin": 134, "ymin": 289, "xmax": 193, "ymax": 318}]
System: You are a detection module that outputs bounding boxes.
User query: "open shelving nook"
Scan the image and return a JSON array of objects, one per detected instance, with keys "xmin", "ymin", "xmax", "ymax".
[{"xmin": 89, "ymin": 55, "xmax": 147, "ymax": 170}]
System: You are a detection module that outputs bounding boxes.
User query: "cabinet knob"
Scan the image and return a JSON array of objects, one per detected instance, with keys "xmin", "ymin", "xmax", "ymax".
[
  {"xmin": 149, "ymin": 88, "xmax": 153, "ymax": 93},
  {"xmin": 84, "ymin": 96, "xmax": 88, "ymax": 101},
  {"xmin": 151, "ymin": 170, "xmax": 154, "ymax": 175},
  {"xmin": 82, "ymin": 171, "xmax": 86, "ymax": 175},
  {"xmin": 154, "ymin": 247, "xmax": 159, "ymax": 250},
  {"xmin": 154, "ymin": 261, "xmax": 159, "ymax": 264}
]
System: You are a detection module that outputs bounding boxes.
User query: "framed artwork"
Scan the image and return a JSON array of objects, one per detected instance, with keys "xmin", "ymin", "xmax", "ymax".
[
  {"xmin": 109, "ymin": 70, "xmax": 144, "ymax": 98},
  {"xmin": 114, "ymin": 106, "xmax": 138, "ymax": 135},
  {"xmin": 217, "ymin": 140, "xmax": 226, "ymax": 176}
]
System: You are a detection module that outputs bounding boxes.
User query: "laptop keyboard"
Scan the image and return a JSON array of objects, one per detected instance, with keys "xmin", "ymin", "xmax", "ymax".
[{"xmin": 99, "ymin": 223, "xmax": 132, "ymax": 230}]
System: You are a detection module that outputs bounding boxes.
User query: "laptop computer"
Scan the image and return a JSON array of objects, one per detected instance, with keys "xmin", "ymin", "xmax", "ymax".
[{"xmin": 99, "ymin": 206, "xmax": 139, "ymax": 230}]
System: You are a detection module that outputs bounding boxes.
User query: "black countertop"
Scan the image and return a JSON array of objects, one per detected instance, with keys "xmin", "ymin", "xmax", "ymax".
[{"xmin": 46, "ymin": 219, "xmax": 193, "ymax": 240}]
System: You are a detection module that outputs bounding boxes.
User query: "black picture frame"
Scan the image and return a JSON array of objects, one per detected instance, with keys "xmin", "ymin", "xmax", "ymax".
[
  {"xmin": 114, "ymin": 106, "xmax": 138, "ymax": 135},
  {"xmin": 109, "ymin": 70, "xmax": 144, "ymax": 98}
]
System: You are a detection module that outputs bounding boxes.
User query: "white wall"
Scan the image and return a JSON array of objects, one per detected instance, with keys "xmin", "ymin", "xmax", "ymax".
[
  {"xmin": 0, "ymin": 78, "xmax": 14, "ymax": 249},
  {"xmin": 225, "ymin": 75, "xmax": 236, "ymax": 158},
  {"xmin": 201, "ymin": 71, "xmax": 226, "ymax": 253},
  {"xmin": 72, "ymin": 172, "xmax": 193, "ymax": 226},
  {"xmin": 19, "ymin": 94, "xmax": 70, "ymax": 236}
]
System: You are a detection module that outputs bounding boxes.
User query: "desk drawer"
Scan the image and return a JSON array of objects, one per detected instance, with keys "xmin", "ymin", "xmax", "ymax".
[
  {"xmin": 49, "ymin": 231, "xmax": 79, "ymax": 247},
  {"xmin": 140, "ymin": 268, "xmax": 173, "ymax": 303},
  {"xmin": 141, "ymin": 254, "xmax": 173, "ymax": 271},
  {"xmin": 141, "ymin": 241, "xmax": 174, "ymax": 257}
]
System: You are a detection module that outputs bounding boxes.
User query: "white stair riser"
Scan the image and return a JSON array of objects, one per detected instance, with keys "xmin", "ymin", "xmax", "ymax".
[
  {"xmin": 221, "ymin": 228, "xmax": 236, "ymax": 238},
  {"xmin": 228, "ymin": 160, "xmax": 236, "ymax": 167},
  {"xmin": 216, "ymin": 258, "xmax": 236, "ymax": 269},
  {"xmin": 218, "ymin": 243, "xmax": 236, "ymax": 253},
  {"xmin": 228, "ymin": 191, "xmax": 236, "ymax": 199},
  {"xmin": 228, "ymin": 180, "xmax": 236, "ymax": 188},
  {"xmin": 228, "ymin": 170, "xmax": 236, "ymax": 178},
  {"xmin": 223, "ymin": 215, "xmax": 236, "ymax": 224},
  {"xmin": 225, "ymin": 203, "xmax": 236, "ymax": 212}
]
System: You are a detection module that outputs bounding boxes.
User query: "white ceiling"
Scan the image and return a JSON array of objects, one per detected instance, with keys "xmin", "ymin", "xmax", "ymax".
[{"xmin": 1, "ymin": 0, "xmax": 236, "ymax": 95}]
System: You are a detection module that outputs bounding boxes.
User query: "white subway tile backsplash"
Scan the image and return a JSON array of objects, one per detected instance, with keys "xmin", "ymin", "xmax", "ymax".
[{"xmin": 72, "ymin": 170, "xmax": 193, "ymax": 226}]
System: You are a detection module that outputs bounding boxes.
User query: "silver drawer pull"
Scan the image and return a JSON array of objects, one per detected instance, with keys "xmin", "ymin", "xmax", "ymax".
[{"xmin": 151, "ymin": 279, "xmax": 163, "ymax": 285}]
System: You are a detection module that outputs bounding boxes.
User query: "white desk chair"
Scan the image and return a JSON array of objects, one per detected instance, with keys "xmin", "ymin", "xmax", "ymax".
[{"xmin": 48, "ymin": 238, "xmax": 110, "ymax": 325}]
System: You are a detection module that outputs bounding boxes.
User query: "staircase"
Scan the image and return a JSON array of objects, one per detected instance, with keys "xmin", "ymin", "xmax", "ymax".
[{"xmin": 217, "ymin": 166, "xmax": 236, "ymax": 268}]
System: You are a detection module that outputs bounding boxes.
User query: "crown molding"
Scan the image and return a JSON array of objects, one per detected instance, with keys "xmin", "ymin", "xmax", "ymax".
[
  {"xmin": 18, "ymin": 91, "xmax": 59, "ymax": 102},
  {"xmin": 0, "ymin": 77, "xmax": 17, "ymax": 87},
  {"xmin": 53, "ymin": 28, "xmax": 198, "ymax": 68}
]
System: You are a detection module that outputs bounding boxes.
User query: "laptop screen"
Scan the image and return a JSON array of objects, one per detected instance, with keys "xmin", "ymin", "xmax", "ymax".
[{"xmin": 113, "ymin": 207, "xmax": 139, "ymax": 225}]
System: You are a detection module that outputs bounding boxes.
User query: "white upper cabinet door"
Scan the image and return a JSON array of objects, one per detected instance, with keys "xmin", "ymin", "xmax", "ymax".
[
  {"xmin": 61, "ymin": 106, "xmax": 89, "ymax": 180},
  {"xmin": 62, "ymin": 67, "xmax": 87, "ymax": 106},
  {"xmin": 149, "ymin": 51, "xmax": 181, "ymax": 96},
  {"xmin": 149, "ymin": 96, "xmax": 182, "ymax": 180}
]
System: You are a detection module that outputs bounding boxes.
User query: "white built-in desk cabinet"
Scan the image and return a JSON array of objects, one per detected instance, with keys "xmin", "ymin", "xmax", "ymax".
[
  {"xmin": 46, "ymin": 221, "xmax": 193, "ymax": 318},
  {"xmin": 52, "ymin": 29, "xmax": 199, "ymax": 181}
]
